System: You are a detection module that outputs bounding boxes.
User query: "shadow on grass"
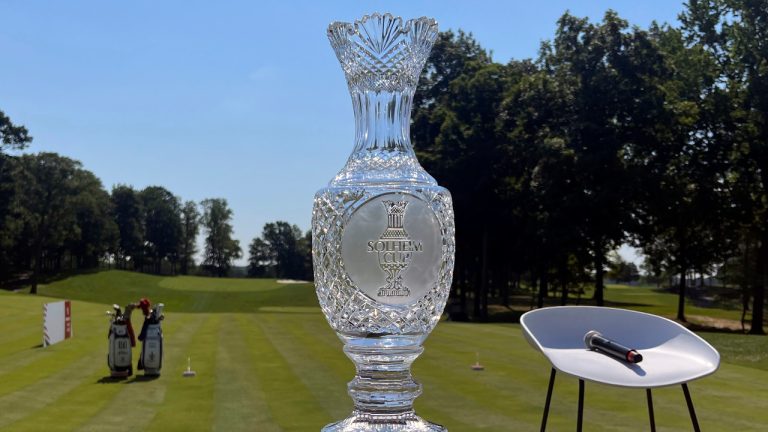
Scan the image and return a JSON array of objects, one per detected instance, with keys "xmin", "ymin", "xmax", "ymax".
[
  {"xmin": 97, "ymin": 375, "xmax": 161, "ymax": 384},
  {"xmin": 683, "ymin": 322, "xmax": 754, "ymax": 335},
  {"xmin": 604, "ymin": 300, "xmax": 655, "ymax": 308},
  {"xmin": 652, "ymin": 286, "xmax": 746, "ymax": 312},
  {"xmin": 475, "ymin": 297, "xmax": 656, "ymax": 324},
  {"xmin": 481, "ymin": 309, "xmax": 526, "ymax": 323},
  {"xmin": 97, "ymin": 376, "xmax": 129, "ymax": 384},
  {"xmin": 127, "ymin": 375, "xmax": 160, "ymax": 383},
  {"xmin": 1, "ymin": 268, "xmax": 104, "ymax": 292}
]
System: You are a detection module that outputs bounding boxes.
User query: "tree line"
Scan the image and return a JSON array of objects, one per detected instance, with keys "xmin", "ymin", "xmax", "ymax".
[
  {"xmin": 0, "ymin": 121, "xmax": 245, "ymax": 290},
  {"xmin": 411, "ymin": 1, "xmax": 767, "ymax": 333},
  {"xmin": 0, "ymin": 112, "xmax": 314, "ymax": 288}
]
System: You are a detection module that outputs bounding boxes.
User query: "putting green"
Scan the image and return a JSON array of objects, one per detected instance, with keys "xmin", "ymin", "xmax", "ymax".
[{"xmin": 0, "ymin": 271, "xmax": 766, "ymax": 431}]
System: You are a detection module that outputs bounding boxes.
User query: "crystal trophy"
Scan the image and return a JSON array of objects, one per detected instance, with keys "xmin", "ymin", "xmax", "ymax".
[{"xmin": 312, "ymin": 13, "xmax": 455, "ymax": 432}]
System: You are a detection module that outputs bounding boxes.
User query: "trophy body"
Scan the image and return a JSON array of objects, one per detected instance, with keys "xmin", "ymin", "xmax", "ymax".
[{"xmin": 313, "ymin": 13, "xmax": 455, "ymax": 431}]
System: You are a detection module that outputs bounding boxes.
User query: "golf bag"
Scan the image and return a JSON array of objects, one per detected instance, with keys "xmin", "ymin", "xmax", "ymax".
[
  {"xmin": 138, "ymin": 303, "xmax": 164, "ymax": 376},
  {"xmin": 107, "ymin": 305, "xmax": 133, "ymax": 377}
]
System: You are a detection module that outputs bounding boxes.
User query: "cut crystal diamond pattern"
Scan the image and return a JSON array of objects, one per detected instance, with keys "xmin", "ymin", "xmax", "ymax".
[
  {"xmin": 312, "ymin": 186, "xmax": 455, "ymax": 336},
  {"xmin": 332, "ymin": 152, "xmax": 435, "ymax": 186}
]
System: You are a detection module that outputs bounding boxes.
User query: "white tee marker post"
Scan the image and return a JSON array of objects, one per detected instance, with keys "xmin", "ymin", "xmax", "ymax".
[
  {"xmin": 43, "ymin": 300, "xmax": 72, "ymax": 347},
  {"xmin": 183, "ymin": 357, "xmax": 196, "ymax": 377}
]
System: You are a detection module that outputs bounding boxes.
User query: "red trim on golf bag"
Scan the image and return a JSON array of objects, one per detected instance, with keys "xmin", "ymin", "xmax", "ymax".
[{"xmin": 126, "ymin": 320, "xmax": 136, "ymax": 347}]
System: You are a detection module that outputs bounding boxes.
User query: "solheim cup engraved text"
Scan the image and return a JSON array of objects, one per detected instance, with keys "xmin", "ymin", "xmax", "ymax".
[
  {"xmin": 341, "ymin": 193, "xmax": 442, "ymax": 307},
  {"xmin": 368, "ymin": 200, "xmax": 422, "ymax": 298},
  {"xmin": 366, "ymin": 240, "xmax": 423, "ymax": 253}
]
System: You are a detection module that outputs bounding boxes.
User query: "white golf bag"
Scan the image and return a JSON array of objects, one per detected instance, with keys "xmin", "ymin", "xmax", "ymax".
[
  {"xmin": 140, "ymin": 323, "xmax": 163, "ymax": 375},
  {"xmin": 138, "ymin": 303, "xmax": 164, "ymax": 376},
  {"xmin": 108, "ymin": 322, "xmax": 132, "ymax": 377}
]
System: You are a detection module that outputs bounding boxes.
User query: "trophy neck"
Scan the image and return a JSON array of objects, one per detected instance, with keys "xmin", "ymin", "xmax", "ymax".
[
  {"xmin": 327, "ymin": 13, "xmax": 438, "ymax": 186},
  {"xmin": 352, "ymin": 89, "xmax": 414, "ymax": 156},
  {"xmin": 331, "ymin": 87, "xmax": 435, "ymax": 186}
]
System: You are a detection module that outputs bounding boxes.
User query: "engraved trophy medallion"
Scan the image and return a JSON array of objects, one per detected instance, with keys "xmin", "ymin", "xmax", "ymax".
[
  {"xmin": 342, "ymin": 193, "xmax": 442, "ymax": 307},
  {"xmin": 312, "ymin": 13, "xmax": 455, "ymax": 432}
]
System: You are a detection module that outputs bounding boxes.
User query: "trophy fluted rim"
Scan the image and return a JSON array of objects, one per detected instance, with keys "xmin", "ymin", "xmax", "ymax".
[{"xmin": 327, "ymin": 12, "xmax": 438, "ymax": 39}]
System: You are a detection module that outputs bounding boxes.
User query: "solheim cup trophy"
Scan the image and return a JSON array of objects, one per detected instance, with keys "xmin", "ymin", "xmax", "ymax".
[{"xmin": 312, "ymin": 13, "xmax": 455, "ymax": 432}]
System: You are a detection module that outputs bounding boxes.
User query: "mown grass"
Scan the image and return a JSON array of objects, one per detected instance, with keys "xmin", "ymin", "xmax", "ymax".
[{"xmin": 0, "ymin": 270, "xmax": 766, "ymax": 431}]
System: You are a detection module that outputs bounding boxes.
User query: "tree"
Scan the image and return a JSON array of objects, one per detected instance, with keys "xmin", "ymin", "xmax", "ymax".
[
  {"xmin": 0, "ymin": 110, "xmax": 32, "ymax": 153},
  {"xmin": 538, "ymin": 11, "xmax": 672, "ymax": 306},
  {"xmin": 247, "ymin": 237, "xmax": 275, "ymax": 277},
  {"xmin": 140, "ymin": 186, "xmax": 182, "ymax": 274},
  {"xmin": 0, "ymin": 111, "xmax": 32, "ymax": 278},
  {"xmin": 4, "ymin": 152, "xmax": 115, "ymax": 287},
  {"xmin": 179, "ymin": 200, "xmax": 200, "ymax": 275},
  {"xmin": 0, "ymin": 155, "xmax": 17, "ymax": 279},
  {"xmin": 500, "ymin": 63, "xmax": 588, "ymax": 308},
  {"xmin": 625, "ymin": 21, "xmax": 738, "ymax": 322},
  {"xmin": 719, "ymin": 237, "xmax": 759, "ymax": 332},
  {"xmin": 677, "ymin": 0, "xmax": 763, "ymax": 328},
  {"xmin": 297, "ymin": 229, "xmax": 313, "ymax": 281},
  {"xmin": 111, "ymin": 185, "xmax": 144, "ymax": 270},
  {"xmin": 724, "ymin": 0, "xmax": 768, "ymax": 335},
  {"xmin": 607, "ymin": 251, "xmax": 640, "ymax": 283},
  {"xmin": 200, "ymin": 198, "xmax": 241, "ymax": 277},
  {"xmin": 248, "ymin": 222, "xmax": 313, "ymax": 280},
  {"xmin": 67, "ymin": 169, "xmax": 118, "ymax": 269},
  {"xmin": 14, "ymin": 153, "xmax": 80, "ymax": 293},
  {"xmin": 261, "ymin": 221, "xmax": 303, "ymax": 279}
]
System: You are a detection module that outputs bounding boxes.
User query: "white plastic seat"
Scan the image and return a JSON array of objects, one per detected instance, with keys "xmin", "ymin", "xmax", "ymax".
[
  {"xmin": 520, "ymin": 306, "xmax": 720, "ymax": 431},
  {"xmin": 521, "ymin": 306, "xmax": 720, "ymax": 387}
]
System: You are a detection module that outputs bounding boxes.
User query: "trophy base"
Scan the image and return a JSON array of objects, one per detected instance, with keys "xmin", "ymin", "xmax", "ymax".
[{"xmin": 322, "ymin": 413, "xmax": 446, "ymax": 432}]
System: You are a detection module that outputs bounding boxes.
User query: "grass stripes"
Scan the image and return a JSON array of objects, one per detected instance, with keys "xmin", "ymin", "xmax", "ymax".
[
  {"xmin": 1, "ymin": 272, "xmax": 767, "ymax": 431},
  {"xmin": 257, "ymin": 313, "xmax": 350, "ymax": 420},
  {"xmin": 212, "ymin": 314, "xmax": 279, "ymax": 432},
  {"xmin": 236, "ymin": 313, "xmax": 333, "ymax": 430},
  {"xmin": 0, "ymin": 354, "xmax": 103, "ymax": 429},
  {"xmin": 144, "ymin": 314, "xmax": 218, "ymax": 431}
]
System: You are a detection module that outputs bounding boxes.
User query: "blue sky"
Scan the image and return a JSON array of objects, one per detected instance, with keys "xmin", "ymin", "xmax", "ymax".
[{"xmin": 0, "ymin": 1, "xmax": 682, "ymax": 265}]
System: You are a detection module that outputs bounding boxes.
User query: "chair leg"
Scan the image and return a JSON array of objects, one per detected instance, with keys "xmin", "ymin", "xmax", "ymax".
[
  {"xmin": 540, "ymin": 368, "xmax": 556, "ymax": 432},
  {"xmin": 577, "ymin": 379, "xmax": 584, "ymax": 432},
  {"xmin": 646, "ymin": 389, "xmax": 656, "ymax": 432},
  {"xmin": 682, "ymin": 383, "xmax": 701, "ymax": 432}
]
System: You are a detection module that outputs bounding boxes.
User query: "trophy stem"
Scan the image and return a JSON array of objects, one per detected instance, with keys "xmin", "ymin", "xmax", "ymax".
[
  {"xmin": 320, "ymin": 336, "xmax": 446, "ymax": 431},
  {"xmin": 345, "ymin": 343, "xmax": 423, "ymax": 416}
]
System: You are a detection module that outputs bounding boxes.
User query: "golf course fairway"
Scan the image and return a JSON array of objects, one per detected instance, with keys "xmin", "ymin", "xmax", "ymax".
[{"xmin": 1, "ymin": 270, "xmax": 766, "ymax": 431}]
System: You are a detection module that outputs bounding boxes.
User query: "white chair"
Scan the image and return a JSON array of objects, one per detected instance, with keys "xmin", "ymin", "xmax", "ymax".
[{"xmin": 521, "ymin": 306, "xmax": 720, "ymax": 432}]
